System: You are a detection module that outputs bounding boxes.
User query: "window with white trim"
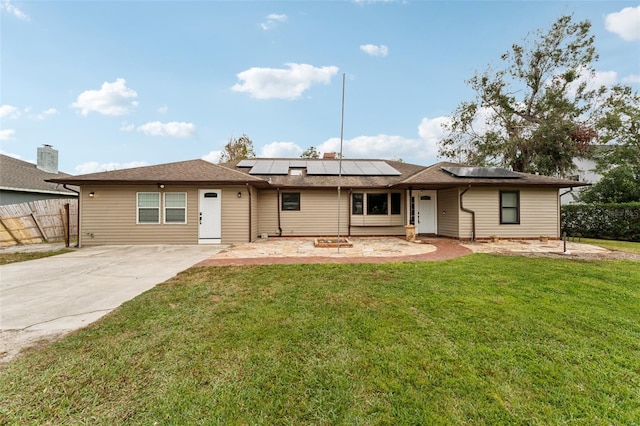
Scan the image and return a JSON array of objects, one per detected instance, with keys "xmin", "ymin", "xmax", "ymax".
[
  {"xmin": 351, "ymin": 192, "xmax": 402, "ymax": 216},
  {"xmin": 164, "ymin": 192, "xmax": 187, "ymax": 223},
  {"xmin": 137, "ymin": 192, "xmax": 160, "ymax": 224}
]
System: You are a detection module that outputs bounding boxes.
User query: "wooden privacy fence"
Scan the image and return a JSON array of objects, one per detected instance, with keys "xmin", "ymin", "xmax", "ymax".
[{"xmin": 0, "ymin": 199, "xmax": 78, "ymax": 247}]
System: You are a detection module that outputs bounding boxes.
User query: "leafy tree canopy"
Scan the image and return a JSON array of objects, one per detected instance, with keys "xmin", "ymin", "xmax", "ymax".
[
  {"xmin": 439, "ymin": 15, "xmax": 638, "ymax": 177},
  {"xmin": 300, "ymin": 146, "xmax": 320, "ymax": 159},
  {"xmin": 219, "ymin": 134, "xmax": 256, "ymax": 163},
  {"xmin": 577, "ymin": 164, "xmax": 640, "ymax": 203}
]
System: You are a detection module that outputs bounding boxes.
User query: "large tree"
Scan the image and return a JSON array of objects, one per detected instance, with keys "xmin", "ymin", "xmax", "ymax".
[
  {"xmin": 594, "ymin": 85, "xmax": 640, "ymax": 171},
  {"xmin": 439, "ymin": 15, "xmax": 612, "ymax": 176},
  {"xmin": 219, "ymin": 134, "xmax": 256, "ymax": 163},
  {"xmin": 300, "ymin": 146, "xmax": 320, "ymax": 159}
]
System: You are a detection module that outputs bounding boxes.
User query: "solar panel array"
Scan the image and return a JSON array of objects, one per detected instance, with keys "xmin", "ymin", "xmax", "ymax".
[
  {"xmin": 441, "ymin": 166, "xmax": 522, "ymax": 179},
  {"xmin": 237, "ymin": 159, "xmax": 401, "ymax": 176}
]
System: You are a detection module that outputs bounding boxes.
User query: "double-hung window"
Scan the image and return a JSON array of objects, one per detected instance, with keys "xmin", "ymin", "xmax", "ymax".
[
  {"xmin": 137, "ymin": 192, "xmax": 160, "ymax": 224},
  {"xmin": 500, "ymin": 191, "xmax": 520, "ymax": 224},
  {"xmin": 164, "ymin": 192, "xmax": 187, "ymax": 223},
  {"xmin": 281, "ymin": 192, "xmax": 300, "ymax": 211}
]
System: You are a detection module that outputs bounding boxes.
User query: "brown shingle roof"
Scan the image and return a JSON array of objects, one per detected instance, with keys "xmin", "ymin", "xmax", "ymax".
[
  {"xmin": 0, "ymin": 154, "xmax": 77, "ymax": 195},
  {"xmin": 396, "ymin": 162, "xmax": 589, "ymax": 188},
  {"xmin": 47, "ymin": 159, "xmax": 269, "ymax": 186}
]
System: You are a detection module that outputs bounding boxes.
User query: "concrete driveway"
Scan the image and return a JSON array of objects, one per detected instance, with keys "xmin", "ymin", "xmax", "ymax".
[{"xmin": 0, "ymin": 245, "xmax": 226, "ymax": 364}]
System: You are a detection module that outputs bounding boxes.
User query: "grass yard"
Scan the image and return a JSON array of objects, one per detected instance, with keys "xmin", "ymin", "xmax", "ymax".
[
  {"xmin": 0, "ymin": 249, "xmax": 73, "ymax": 265},
  {"xmin": 1, "ymin": 255, "xmax": 639, "ymax": 425},
  {"xmin": 577, "ymin": 238, "xmax": 640, "ymax": 254}
]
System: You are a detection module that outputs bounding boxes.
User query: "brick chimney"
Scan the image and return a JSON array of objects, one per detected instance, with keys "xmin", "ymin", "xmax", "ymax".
[
  {"xmin": 323, "ymin": 152, "xmax": 335, "ymax": 159},
  {"xmin": 37, "ymin": 144, "xmax": 59, "ymax": 174}
]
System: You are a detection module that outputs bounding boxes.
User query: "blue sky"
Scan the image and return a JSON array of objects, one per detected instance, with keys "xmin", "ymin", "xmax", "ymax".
[{"xmin": 1, "ymin": 0, "xmax": 639, "ymax": 174}]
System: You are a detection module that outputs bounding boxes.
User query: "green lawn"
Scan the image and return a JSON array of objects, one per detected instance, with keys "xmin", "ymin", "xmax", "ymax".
[
  {"xmin": 576, "ymin": 238, "xmax": 640, "ymax": 254},
  {"xmin": 0, "ymin": 249, "xmax": 73, "ymax": 265},
  {"xmin": 1, "ymin": 255, "xmax": 639, "ymax": 425}
]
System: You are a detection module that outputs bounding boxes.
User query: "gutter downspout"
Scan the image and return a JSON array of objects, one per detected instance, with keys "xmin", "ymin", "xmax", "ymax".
[
  {"xmin": 460, "ymin": 185, "xmax": 475, "ymax": 242},
  {"xmin": 348, "ymin": 189, "xmax": 352, "ymax": 236},
  {"xmin": 246, "ymin": 183, "xmax": 252, "ymax": 242},
  {"xmin": 276, "ymin": 188, "xmax": 282, "ymax": 236},
  {"xmin": 63, "ymin": 184, "xmax": 80, "ymax": 248}
]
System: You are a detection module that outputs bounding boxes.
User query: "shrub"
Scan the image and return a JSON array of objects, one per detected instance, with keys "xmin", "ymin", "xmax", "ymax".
[{"xmin": 562, "ymin": 203, "xmax": 640, "ymax": 241}]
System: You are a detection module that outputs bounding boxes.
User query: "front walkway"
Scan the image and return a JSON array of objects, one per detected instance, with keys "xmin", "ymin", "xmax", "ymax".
[{"xmin": 196, "ymin": 237, "xmax": 471, "ymax": 266}]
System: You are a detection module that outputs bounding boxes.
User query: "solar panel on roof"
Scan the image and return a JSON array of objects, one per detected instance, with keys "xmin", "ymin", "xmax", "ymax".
[
  {"xmin": 441, "ymin": 166, "xmax": 522, "ymax": 179},
  {"xmin": 247, "ymin": 159, "xmax": 291, "ymax": 174},
  {"xmin": 289, "ymin": 160, "xmax": 308, "ymax": 168},
  {"xmin": 271, "ymin": 160, "xmax": 290, "ymax": 174},
  {"xmin": 237, "ymin": 159, "xmax": 257, "ymax": 167}
]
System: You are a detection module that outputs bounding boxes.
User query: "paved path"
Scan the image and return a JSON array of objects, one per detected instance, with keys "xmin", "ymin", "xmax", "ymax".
[
  {"xmin": 0, "ymin": 245, "xmax": 226, "ymax": 364},
  {"xmin": 196, "ymin": 238, "xmax": 472, "ymax": 266}
]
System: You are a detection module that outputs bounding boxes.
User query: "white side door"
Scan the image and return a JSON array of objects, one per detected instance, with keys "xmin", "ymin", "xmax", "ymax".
[
  {"xmin": 199, "ymin": 189, "xmax": 221, "ymax": 244},
  {"xmin": 416, "ymin": 191, "xmax": 437, "ymax": 234}
]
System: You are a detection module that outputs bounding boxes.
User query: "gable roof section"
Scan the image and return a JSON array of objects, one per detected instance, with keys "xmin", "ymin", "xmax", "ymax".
[
  {"xmin": 47, "ymin": 159, "xmax": 269, "ymax": 186},
  {"xmin": 397, "ymin": 162, "xmax": 589, "ymax": 188},
  {"xmin": 0, "ymin": 154, "xmax": 77, "ymax": 195}
]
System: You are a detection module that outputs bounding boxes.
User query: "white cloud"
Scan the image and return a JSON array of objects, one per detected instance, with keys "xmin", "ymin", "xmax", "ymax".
[
  {"xmin": 0, "ymin": 129, "xmax": 16, "ymax": 140},
  {"xmin": 623, "ymin": 74, "xmax": 640, "ymax": 84},
  {"xmin": 231, "ymin": 63, "xmax": 340, "ymax": 100},
  {"xmin": 261, "ymin": 141, "xmax": 303, "ymax": 158},
  {"xmin": 0, "ymin": 1, "xmax": 29, "ymax": 21},
  {"xmin": 74, "ymin": 161, "xmax": 148, "ymax": 174},
  {"xmin": 35, "ymin": 108, "xmax": 58, "ymax": 120},
  {"xmin": 137, "ymin": 121, "xmax": 196, "ymax": 138},
  {"xmin": 158, "ymin": 104, "xmax": 168, "ymax": 113},
  {"xmin": 120, "ymin": 121, "xmax": 135, "ymax": 132},
  {"xmin": 0, "ymin": 104, "xmax": 20, "ymax": 119},
  {"xmin": 260, "ymin": 13, "xmax": 287, "ymax": 30},
  {"xmin": 202, "ymin": 150, "xmax": 222, "ymax": 164},
  {"xmin": 360, "ymin": 44, "xmax": 389, "ymax": 57},
  {"xmin": 71, "ymin": 78, "xmax": 138, "ymax": 116},
  {"xmin": 605, "ymin": 6, "xmax": 640, "ymax": 41}
]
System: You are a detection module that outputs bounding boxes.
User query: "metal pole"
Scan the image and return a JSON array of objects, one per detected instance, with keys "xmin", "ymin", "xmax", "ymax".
[{"xmin": 337, "ymin": 73, "xmax": 345, "ymax": 253}]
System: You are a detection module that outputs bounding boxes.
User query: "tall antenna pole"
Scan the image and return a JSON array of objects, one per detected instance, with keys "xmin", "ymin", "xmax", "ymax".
[{"xmin": 337, "ymin": 73, "xmax": 345, "ymax": 253}]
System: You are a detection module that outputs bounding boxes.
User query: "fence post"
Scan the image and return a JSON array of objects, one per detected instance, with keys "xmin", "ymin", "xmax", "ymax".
[{"xmin": 62, "ymin": 204, "xmax": 70, "ymax": 247}]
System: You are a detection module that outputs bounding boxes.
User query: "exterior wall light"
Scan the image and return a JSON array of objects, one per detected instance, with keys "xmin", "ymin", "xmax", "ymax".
[
  {"xmin": 237, "ymin": 191, "xmax": 242, "ymax": 198},
  {"xmin": 89, "ymin": 192, "xmax": 95, "ymax": 198},
  {"xmin": 157, "ymin": 183, "xmax": 165, "ymax": 189}
]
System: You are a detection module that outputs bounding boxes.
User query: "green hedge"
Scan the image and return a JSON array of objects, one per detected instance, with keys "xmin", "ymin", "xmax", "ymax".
[{"xmin": 562, "ymin": 203, "xmax": 640, "ymax": 242}]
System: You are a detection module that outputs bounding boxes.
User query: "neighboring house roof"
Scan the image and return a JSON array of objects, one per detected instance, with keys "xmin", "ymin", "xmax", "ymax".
[
  {"xmin": 0, "ymin": 154, "xmax": 78, "ymax": 196},
  {"xmin": 47, "ymin": 159, "xmax": 269, "ymax": 187},
  {"xmin": 47, "ymin": 158, "xmax": 588, "ymax": 189}
]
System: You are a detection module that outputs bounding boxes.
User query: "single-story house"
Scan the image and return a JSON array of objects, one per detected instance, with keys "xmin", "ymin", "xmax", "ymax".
[
  {"xmin": 0, "ymin": 145, "xmax": 78, "ymax": 205},
  {"xmin": 48, "ymin": 157, "xmax": 587, "ymax": 247}
]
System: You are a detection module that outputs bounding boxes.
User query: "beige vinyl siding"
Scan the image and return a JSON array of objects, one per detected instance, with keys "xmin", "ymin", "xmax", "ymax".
[
  {"xmin": 437, "ymin": 188, "xmax": 460, "ymax": 238},
  {"xmin": 256, "ymin": 190, "xmax": 279, "ymax": 236},
  {"xmin": 221, "ymin": 186, "xmax": 252, "ymax": 244},
  {"xmin": 459, "ymin": 187, "xmax": 560, "ymax": 239},
  {"xmin": 257, "ymin": 189, "xmax": 350, "ymax": 236},
  {"xmin": 79, "ymin": 185, "xmax": 198, "ymax": 247},
  {"xmin": 282, "ymin": 189, "xmax": 349, "ymax": 236},
  {"xmin": 250, "ymin": 186, "xmax": 259, "ymax": 241},
  {"xmin": 349, "ymin": 226, "xmax": 405, "ymax": 236}
]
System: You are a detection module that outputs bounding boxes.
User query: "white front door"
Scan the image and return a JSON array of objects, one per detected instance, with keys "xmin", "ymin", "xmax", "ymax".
[
  {"xmin": 199, "ymin": 189, "xmax": 221, "ymax": 244},
  {"xmin": 416, "ymin": 191, "xmax": 437, "ymax": 234}
]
